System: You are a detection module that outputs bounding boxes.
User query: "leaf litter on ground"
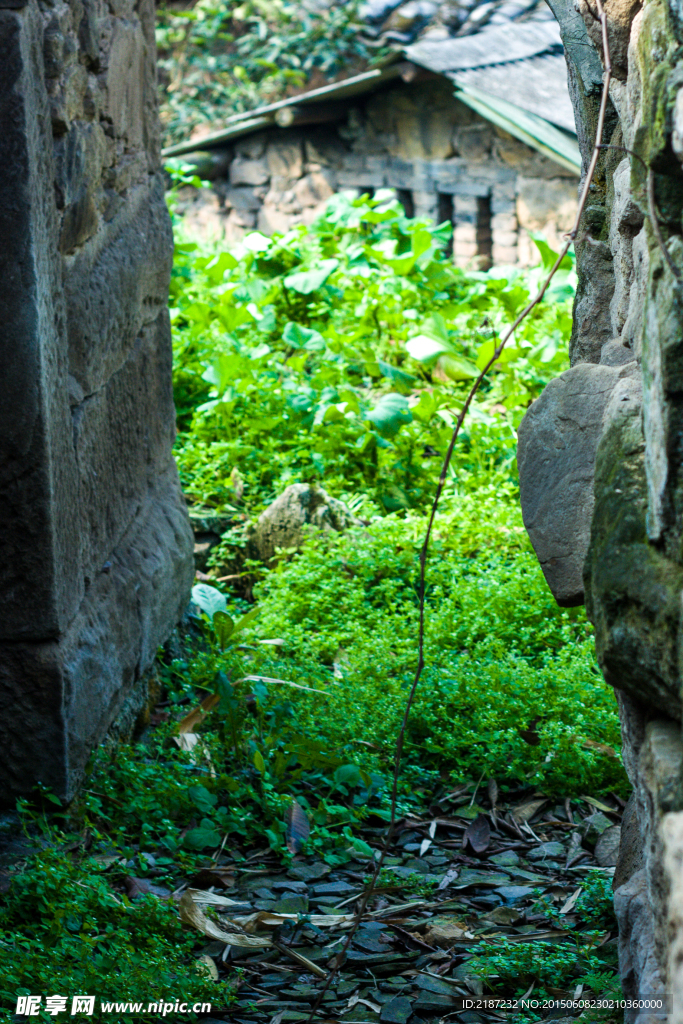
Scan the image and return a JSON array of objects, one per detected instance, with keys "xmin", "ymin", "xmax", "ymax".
[{"xmin": 88, "ymin": 769, "xmax": 623, "ymax": 1024}]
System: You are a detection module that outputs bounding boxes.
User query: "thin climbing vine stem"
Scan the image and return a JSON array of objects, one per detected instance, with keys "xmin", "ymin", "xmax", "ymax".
[{"xmin": 306, "ymin": 3, "xmax": 612, "ymax": 1017}]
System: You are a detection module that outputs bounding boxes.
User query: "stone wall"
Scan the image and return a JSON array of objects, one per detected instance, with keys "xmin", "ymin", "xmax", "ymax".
[
  {"xmin": 518, "ymin": 0, "xmax": 683, "ymax": 1016},
  {"xmin": 176, "ymin": 76, "xmax": 578, "ymax": 267},
  {"xmin": 0, "ymin": 0, "xmax": 193, "ymax": 801}
]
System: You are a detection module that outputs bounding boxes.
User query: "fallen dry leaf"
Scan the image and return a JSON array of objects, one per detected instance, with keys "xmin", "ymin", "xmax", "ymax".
[
  {"xmin": 272, "ymin": 940, "xmax": 327, "ymax": 978},
  {"xmin": 174, "ymin": 733, "xmax": 200, "ymax": 752},
  {"xmin": 197, "ymin": 954, "xmax": 219, "ymax": 981},
  {"xmin": 123, "ymin": 876, "xmax": 171, "ymax": 900},
  {"xmin": 512, "ymin": 797, "xmax": 547, "ymax": 824},
  {"xmin": 423, "ymin": 916, "xmax": 473, "ymax": 948},
  {"xmin": 285, "ymin": 799, "xmax": 310, "ymax": 854},
  {"xmin": 560, "ymin": 887, "xmax": 582, "ymax": 915},
  {"xmin": 579, "ymin": 738, "xmax": 620, "ymax": 758},
  {"xmin": 177, "ymin": 693, "xmax": 220, "ymax": 735},
  {"xmin": 185, "ymin": 888, "xmax": 249, "ymax": 909},
  {"xmin": 178, "ymin": 891, "xmax": 270, "ymax": 948},
  {"xmin": 462, "ymin": 813, "xmax": 490, "ymax": 855},
  {"xmin": 582, "ymin": 794, "xmax": 618, "ymax": 813},
  {"xmin": 189, "ymin": 867, "xmax": 235, "ymax": 890}
]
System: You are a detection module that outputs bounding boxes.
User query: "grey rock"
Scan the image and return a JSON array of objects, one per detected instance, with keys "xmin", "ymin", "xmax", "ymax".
[
  {"xmin": 614, "ymin": 792, "xmax": 644, "ymax": 891},
  {"xmin": 495, "ymin": 885, "xmax": 534, "ymax": 903},
  {"xmin": 379, "ymin": 996, "xmax": 412, "ymax": 1023},
  {"xmin": 527, "ymin": 841, "xmax": 566, "ymax": 861},
  {"xmin": 0, "ymin": 0, "xmax": 192, "ymax": 801},
  {"xmin": 252, "ymin": 484, "xmax": 361, "ymax": 564},
  {"xmin": 518, "ymin": 361, "xmax": 633, "ymax": 606},
  {"xmin": 272, "ymin": 894, "xmax": 308, "ymax": 914},
  {"xmin": 288, "ymin": 861, "xmax": 331, "ymax": 882},
  {"xmin": 615, "ymin": 869, "xmax": 667, "ymax": 1023},
  {"xmin": 230, "ymin": 155, "xmax": 270, "ymax": 186},
  {"xmin": 488, "ymin": 850, "xmax": 520, "ymax": 866},
  {"xmin": 311, "ymin": 881, "xmax": 356, "ymax": 896}
]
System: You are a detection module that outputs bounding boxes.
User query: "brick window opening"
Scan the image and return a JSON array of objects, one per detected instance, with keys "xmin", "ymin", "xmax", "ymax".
[
  {"xmin": 396, "ymin": 188, "xmax": 415, "ymax": 218},
  {"xmin": 476, "ymin": 195, "xmax": 493, "ymax": 269},
  {"xmin": 437, "ymin": 192, "xmax": 454, "ymax": 255},
  {"xmin": 452, "ymin": 193, "xmax": 493, "ymax": 268}
]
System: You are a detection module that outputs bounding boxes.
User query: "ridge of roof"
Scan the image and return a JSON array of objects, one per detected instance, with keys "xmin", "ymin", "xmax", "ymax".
[{"xmin": 404, "ymin": 18, "xmax": 563, "ymax": 72}]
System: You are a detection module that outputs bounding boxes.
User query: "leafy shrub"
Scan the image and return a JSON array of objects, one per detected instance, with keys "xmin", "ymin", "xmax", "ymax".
[
  {"xmin": 171, "ymin": 190, "xmax": 574, "ymax": 518},
  {"xmin": 156, "ymin": 0, "xmax": 386, "ymax": 146},
  {"xmin": 239, "ymin": 515, "xmax": 625, "ymax": 796}
]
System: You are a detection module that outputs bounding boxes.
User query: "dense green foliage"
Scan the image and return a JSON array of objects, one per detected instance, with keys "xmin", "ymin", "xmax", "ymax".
[
  {"xmin": 170, "ymin": 190, "xmax": 625, "ymax": 798},
  {"xmin": 0, "ymin": 833, "xmax": 230, "ymax": 1023},
  {"xmin": 156, "ymin": 0, "xmax": 385, "ymax": 146},
  {"xmin": 172, "ymin": 190, "xmax": 573, "ymax": 516}
]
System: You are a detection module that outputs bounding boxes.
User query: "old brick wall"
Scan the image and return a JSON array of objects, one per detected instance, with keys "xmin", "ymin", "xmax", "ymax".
[
  {"xmin": 518, "ymin": 0, "xmax": 683, "ymax": 1016},
  {"xmin": 0, "ymin": 0, "xmax": 193, "ymax": 801},
  {"xmin": 175, "ymin": 77, "xmax": 578, "ymax": 268}
]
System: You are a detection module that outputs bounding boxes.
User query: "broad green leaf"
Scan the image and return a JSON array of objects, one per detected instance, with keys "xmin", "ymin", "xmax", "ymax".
[
  {"xmin": 188, "ymin": 785, "xmax": 217, "ymax": 814},
  {"xmin": 347, "ymin": 835, "xmax": 374, "ymax": 858},
  {"xmin": 284, "ymin": 258, "xmax": 338, "ymax": 294},
  {"xmin": 242, "ymin": 232, "xmax": 271, "ymax": 252},
  {"xmin": 377, "ymin": 359, "xmax": 416, "ymax": 387},
  {"xmin": 366, "ymin": 393, "xmax": 412, "ymax": 438},
  {"xmin": 212, "ymin": 610, "xmax": 235, "ymax": 650},
  {"xmin": 282, "ymin": 322, "xmax": 326, "ymax": 351},
  {"xmin": 411, "ymin": 227, "xmax": 432, "ymax": 258},
  {"xmin": 421, "ymin": 313, "xmax": 450, "ymax": 342},
  {"xmin": 232, "ymin": 606, "xmax": 260, "ymax": 636},
  {"xmin": 253, "ymin": 749, "xmax": 266, "ymax": 774},
  {"xmin": 184, "ymin": 820, "xmax": 222, "ymax": 850},
  {"xmin": 530, "ymin": 233, "xmax": 573, "ymax": 272},
  {"xmin": 406, "ymin": 335, "xmax": 448, "ymax": 362},
  {"xmin": 191, "ymin": 584, "xmax": 227, "ymax": 621},
  {"xmin": 439, "ymin": 353, "xmax": 480, "ymax": 381},
  {"xmin": 334, "ymin": 763, "xmax": 363, "ymax": 788},
  {"xmin": 410, "ymin": 390, "xmax": 439, "ymax": 423}
]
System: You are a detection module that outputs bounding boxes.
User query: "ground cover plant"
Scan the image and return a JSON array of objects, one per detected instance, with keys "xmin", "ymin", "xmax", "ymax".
[{"xmin": 0, "ymin": 192, "xmax": 627, "ymax": 1022}]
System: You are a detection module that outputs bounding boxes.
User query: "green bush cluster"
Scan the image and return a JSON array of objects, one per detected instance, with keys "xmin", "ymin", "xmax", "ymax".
[
  {"xmin": 171, "ymin": 190, "xmax": 574, "ymax": 518},
  {"xmin": 167, "ymin": 189, "xmax": 626, "ymax": 797},
  {"xmin": 0, "ymin": 843, "xmax": 230, "ymax": 1024},
  {"xmin": 156, "ymin": 0, "xmax": 386, "ymax": 146}
]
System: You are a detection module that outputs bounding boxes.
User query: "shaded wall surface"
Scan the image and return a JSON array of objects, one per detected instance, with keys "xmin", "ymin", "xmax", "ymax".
[
  {"xmin": 518, "ymin": 0, "xmax": 683, "ymax": 1016},
  {"xmin": 177, "ymin": 77, "xmax": 579, "ymax": 268},
  {"xmin": 0, "ymin": 0, "xmax": 194, "ymax": 801}
]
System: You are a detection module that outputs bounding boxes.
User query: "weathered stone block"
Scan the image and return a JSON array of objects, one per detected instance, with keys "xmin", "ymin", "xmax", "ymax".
[
  {"xmin": 252, "ymin": 484, "xmax": 360, "ymax": 564},
  {"xmin": 516, "ymin": 176, "xmax": 577, "ymax": 233},
  {"xmin": 294, "ymin": 169, "xmax": 335, "ymax": 208},
  {"xmin": 230, "ymin": 155, "xmax": 270, "ymax": 186},
  {"xmin": 0, "ymin": 0, "xmax": 193, "ymax": 800},
  {"xmin": 266, "ymin": 137, "xmax": 303, "ymax": 180},
  {"xmin": 518, "ymin": 362, "xmax": 633, "ymax": 606}
]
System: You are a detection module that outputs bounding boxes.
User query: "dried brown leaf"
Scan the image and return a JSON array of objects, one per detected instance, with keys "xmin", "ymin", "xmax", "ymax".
[
  {"xmin": 512, "ymin": 798, "xmax": 547, "ymax": 824},
  {"xmin": 285, "ymin": 799, "xmax": 310, "ymax": 854},
  {"xmin": 197, "ymin": 954, "xmax": 219, "ymax": 981},
  {"xmin": 272, "ymin": 940, "xmax": 328, "ymax": 978},
  {"xmin": 189, "ymin": 867, "xmax": 235, "ymax": 890},
  {"xmin": 123, "ymin": 876, "xmax": 171, "ymax": 900},
  {"xmin": 178, "ymin": 891, "xmax": 270, "ymax": 948},
  {"xmin": 462, "ymin": 814, "xmax": 490, "ymax": 855}
]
